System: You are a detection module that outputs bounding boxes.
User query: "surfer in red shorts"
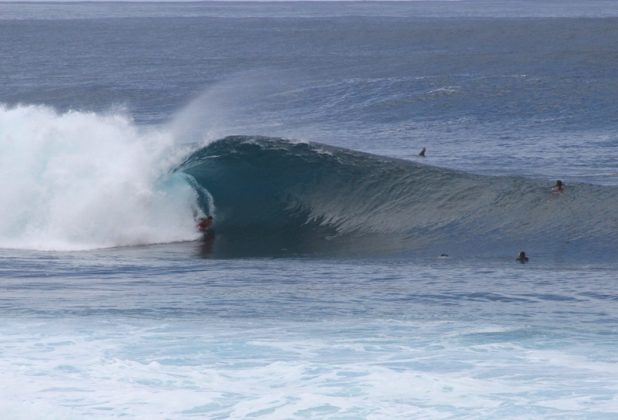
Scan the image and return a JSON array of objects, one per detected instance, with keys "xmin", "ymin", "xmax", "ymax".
[{"xmin": 196, "ymin": 215, "xmax": 214, "ymax": 234}]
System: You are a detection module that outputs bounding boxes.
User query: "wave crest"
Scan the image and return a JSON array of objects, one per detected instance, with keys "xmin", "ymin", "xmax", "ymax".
[{"xmin": 179, "ymin": 135, "xmax": 618, "ymax": 258}]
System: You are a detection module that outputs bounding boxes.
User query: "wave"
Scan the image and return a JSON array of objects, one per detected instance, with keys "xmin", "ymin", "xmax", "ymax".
[
  {"xmin": 0, "ymin": 105, "xmax": 200, "ymax": 251},
  {"xmin": 2, "ymin": 102, "xmax": 616, "ymax": 261},
  {"xmin": 179, "ymin": 135, "xmax": 618, "ymax": 259}
]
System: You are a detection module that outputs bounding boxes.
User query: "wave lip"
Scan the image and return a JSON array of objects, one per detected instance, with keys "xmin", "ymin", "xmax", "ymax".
[{"xmin": 179, "ymin": 135, "xmax": 618, "ymax": 259}]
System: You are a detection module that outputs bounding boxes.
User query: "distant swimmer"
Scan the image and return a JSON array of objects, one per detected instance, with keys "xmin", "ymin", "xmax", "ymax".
[
  {"xmin": 196, "ymin": 215, "xmax": 214, "ymax": 234},
  {"xmin": 516, "ymin": 251, "xmax": 529, "ymax": 264},
  {"xmin": 552, "ymin": 180, "xmax": 565, "ymax": 193},
  {"xmin": 419, "ymin": 147, "xmax": 426, "ymax": 157}
]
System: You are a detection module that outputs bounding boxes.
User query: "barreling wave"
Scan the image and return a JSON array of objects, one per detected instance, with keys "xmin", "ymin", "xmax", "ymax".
[{"xmin": 178, "ymin": 135, "xmax": 618, "ymax": 259}]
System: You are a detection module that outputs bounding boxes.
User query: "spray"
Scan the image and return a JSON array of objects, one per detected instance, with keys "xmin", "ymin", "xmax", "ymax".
[{"xmin": 0, "ymin": 105, "xmax": 201, "ymax": 251}]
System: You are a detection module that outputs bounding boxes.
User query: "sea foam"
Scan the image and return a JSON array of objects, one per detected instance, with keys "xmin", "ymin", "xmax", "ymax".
[{"xmin": 0, "ymin": 105, "xmax": 200, "ymax": 250}]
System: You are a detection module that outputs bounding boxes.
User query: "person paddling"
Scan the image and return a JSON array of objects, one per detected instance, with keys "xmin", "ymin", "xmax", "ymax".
[
  {"xmin": 552, "ymin": 180, "xmax": 565, "ymax": 193},
  {"xmin": 516, "ymin": 251, "xmax": 529, "ymax": 264}
]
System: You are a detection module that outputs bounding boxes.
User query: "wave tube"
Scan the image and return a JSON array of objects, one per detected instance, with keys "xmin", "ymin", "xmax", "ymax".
[
  {"xmin": 0, "ymin": 105, "xmax": 200, "ymax": 251},
  {"xmin": 179, "ymin": 136, "xmax": 618, "ymax": 259}
]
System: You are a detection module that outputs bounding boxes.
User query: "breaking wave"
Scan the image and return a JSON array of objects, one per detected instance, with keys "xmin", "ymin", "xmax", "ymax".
[
  {"xmin": 179, "ymin": 135, "xmax": 618, "ymax": 259},
  {"xmin": 1, "ymin": 102, "xmax": 616, "ymax": 260},
  {"xmin": 0, "ymin": 105, "xmax": 200, "ymax": 251}
]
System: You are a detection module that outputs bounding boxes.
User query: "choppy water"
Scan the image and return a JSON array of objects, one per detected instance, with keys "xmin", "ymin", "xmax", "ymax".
[
  {"xmin": 2, "ymin": 246, "xmax": 618, "ymax": 418},
  {"xmin": 1, "ymin": 1, "xmax": 617, "ymax": 418}
]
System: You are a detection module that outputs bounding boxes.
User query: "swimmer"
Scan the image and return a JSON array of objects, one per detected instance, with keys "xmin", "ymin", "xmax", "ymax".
[
  {"xmin": 552, "ymin": 180, "xmax": 565, "ymax": 193},
  {"xmin": 516, "ymin": 251, "xmax": 529, "ymax": 264},
  {"xmin": 419, "ymin": 147, "xmax": 426, "ymax": 157}
]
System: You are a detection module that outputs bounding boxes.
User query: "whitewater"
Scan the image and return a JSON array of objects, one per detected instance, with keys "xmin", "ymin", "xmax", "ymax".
[
  {"xmin": 1, "ymin": 1, "xmax": 618, "ymax": 418},
  {"xmin": 0, "ymin": 105, "xmax": 201, "ymax": 250}
]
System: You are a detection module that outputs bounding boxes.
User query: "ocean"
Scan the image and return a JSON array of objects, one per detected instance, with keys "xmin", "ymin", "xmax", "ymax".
[{"xmin": 1, "ymin": 1, "xmax": 617, "ymax": 417}]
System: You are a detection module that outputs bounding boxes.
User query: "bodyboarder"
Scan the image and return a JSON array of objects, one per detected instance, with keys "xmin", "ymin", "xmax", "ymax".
[{"xmin": 196, "ymin": 215, "xmax": 214, "ymax": 235}]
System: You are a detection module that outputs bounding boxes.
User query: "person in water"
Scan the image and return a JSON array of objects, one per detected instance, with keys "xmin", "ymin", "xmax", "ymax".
[
  {"xmin": 196, "ymin": 215, "xmax": 214, "ymax": 234},
  {"xmin": 516, "ymin": 251, "xmax": 529, "ymax": 264},
  {"xmin": 552, "ymin": 180, "xmax": 565, "ymax": 193},
  {"xmin": 419, "ymin": 147, "xmax": 426, "ymax": 157}
]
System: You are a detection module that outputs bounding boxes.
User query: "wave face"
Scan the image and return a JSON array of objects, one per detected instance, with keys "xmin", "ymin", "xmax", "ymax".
[
  {"xmin": 179, "ymin": 136, "xmax": 618, "ymax": 259},
  {"xmin": 0, "ymin": 105, "xmax": 200, "ymax": 251}
]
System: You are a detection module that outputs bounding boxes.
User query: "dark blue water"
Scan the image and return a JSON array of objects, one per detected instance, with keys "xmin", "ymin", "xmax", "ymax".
[{"xmin": 1, "ymin": 2, "xmax": 617, "ymax": 417}]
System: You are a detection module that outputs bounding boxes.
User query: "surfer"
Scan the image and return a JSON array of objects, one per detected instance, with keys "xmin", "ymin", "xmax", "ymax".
[
  {"xmin": 516, "ymin": 251, "xmax": 529, "ymax": 264},
  {"xmin": 196, "ymin": 215, "xmax": 214, "ymax": 235},
  {"xmin": 552, "ymin": 180, "xmax": 565, "ymax": 193},
  {"xmin": 419, "ymin": 147, "xmax": 426, "ymax": 157}
]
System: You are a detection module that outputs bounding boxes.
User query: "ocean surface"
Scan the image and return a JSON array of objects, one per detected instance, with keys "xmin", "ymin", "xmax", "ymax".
[{"xmin": 1, "ymin": 1, "xmax": 618, "ymax": 417}]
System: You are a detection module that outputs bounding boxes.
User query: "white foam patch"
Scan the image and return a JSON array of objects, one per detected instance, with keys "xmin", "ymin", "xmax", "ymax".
[
  {"xmin": 0, "ymin": 104, "xmax": 201, "ymax": 250},
  {"xmin": 1, "ymin": 319, "xmax": 617, "ymax": 418}
]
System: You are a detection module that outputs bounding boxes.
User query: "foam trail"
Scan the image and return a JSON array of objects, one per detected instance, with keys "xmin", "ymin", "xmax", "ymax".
[{"xmin": 0, "ymin": 105, "xmax": 200, "ymax": 251}]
